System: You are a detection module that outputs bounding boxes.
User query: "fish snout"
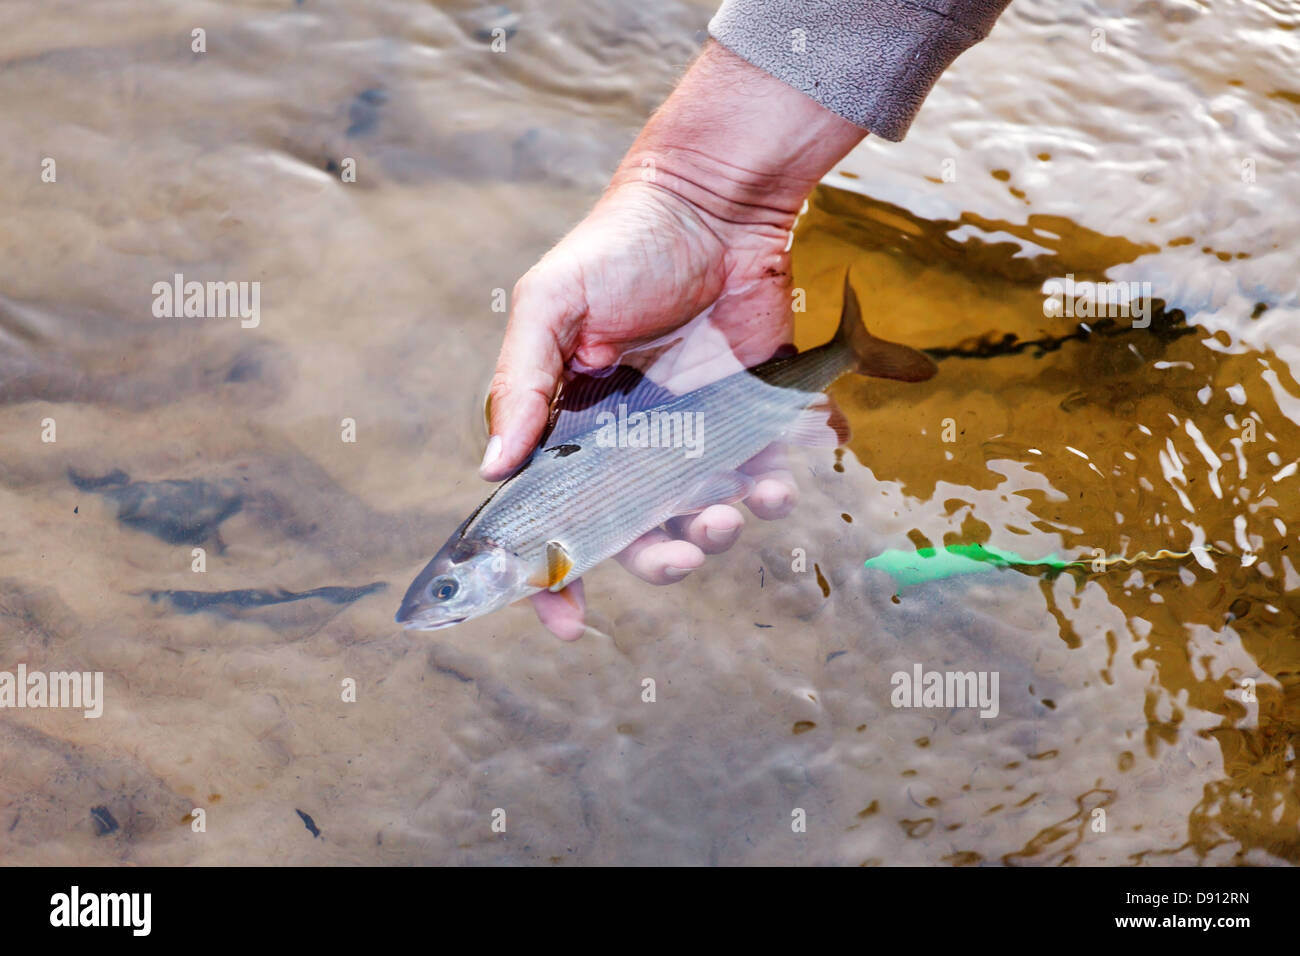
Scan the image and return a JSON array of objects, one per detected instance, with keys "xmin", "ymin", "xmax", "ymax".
[{"xmin": 395, "ymin": 604, "xmax": 467, "ymax": 631}]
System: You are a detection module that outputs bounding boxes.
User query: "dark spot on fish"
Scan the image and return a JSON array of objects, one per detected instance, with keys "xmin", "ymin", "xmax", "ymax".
[
  {"xmin": 1251, "ymin": 302, "xmax": 1268, "ymax": 319},
  {"xmin": 826, "ymin": 650, "xmax": 847, "ymax": 662},
  {"xmin": 295, "ymin": 809, "xmax": 321, "ymax": 838},
  {"xmin": 857, "ymin": 800, "xmax": 879, "ymax": 818},
  {"xmin": 545, "ymin": 443, "xmax": 581, "ymax": 458},
  {"xmin": 70, "ymin": 468, "xmax": 243, "ymax": 545},
  {"xmin": 792, "ymin": 721, "xmax": 816, "ymax": 735},
  {"xmin": 346, "ymin": 88, "xmax": 387, "ymax": 137},
  {"xmin": 90, "ymin": 805, "xmax": 119, "ymax": 836},
  {"xmin": 841, "ymin": 513, "xmax": 852, "ymax": 523},
  {"xmin": 754, "ymin": 622, "xmax": 772, "ymax": 628},
  {"xmin": 325, "ymin": 158, "xmax": 339, "ymax": 173},
  {"xmin": 147, "ymin": 582, "xmax": 385, "ymax": 615},
  {"xmin": 73, "ymin": 506, "xmax": 78, "ymax": 514},
  {"xmin": 8, "ymin": 812, "xmax": 18, "ymax": 832}
]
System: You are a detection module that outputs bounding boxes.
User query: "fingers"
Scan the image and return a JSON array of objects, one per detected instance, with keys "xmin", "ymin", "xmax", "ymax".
[
  {"xmin": 615, "ymin": 528, "xmax": 705, "ymax": 584},
  {"xmin": 744, "ymin": 471, "xmax": 798, "ymax": 520},
  {"xmin": 613, "ymin": 457, "xmax": 797, "ymax": 586},
  {"xmin": 530, "ymin": 579, "xmax": 587, "ymax": 640},
  {"xmin": 482, "ymin": 271, "xmax": 584, "ymax": 481},
  {"xmin": 739, "ymin": 445, "xmax": 798, "ymax": 520},
  {"xmin": 667, "ymin": 504, "xmax": 744, "ymax": 554}
]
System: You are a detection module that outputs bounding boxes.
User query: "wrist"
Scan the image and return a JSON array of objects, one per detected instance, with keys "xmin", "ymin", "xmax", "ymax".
[{"xmin": 609, "ymin": 41, "xmax": 865, "ymax": 231}]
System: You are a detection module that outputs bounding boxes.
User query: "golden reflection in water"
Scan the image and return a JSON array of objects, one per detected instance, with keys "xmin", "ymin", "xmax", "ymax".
[{"xmin": 794, "ymin": 184, "xmax": 1299, "ymax": 863}]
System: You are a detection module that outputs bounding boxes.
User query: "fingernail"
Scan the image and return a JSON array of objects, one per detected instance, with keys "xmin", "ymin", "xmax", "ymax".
[
  {"xmin": 480, "ymin": 435, "xmax": 502, "ymax": 473},
  {"xmin": 665, "ymin": 566, "xmax": 693, "ymax": 579},
  {"xmin": 706, "ymin": 525, "xmax": 738, "ymax": 545}
]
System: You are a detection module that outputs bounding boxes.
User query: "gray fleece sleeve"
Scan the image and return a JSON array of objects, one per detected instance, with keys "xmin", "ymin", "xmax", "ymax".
[{"xmin": 708, "ymin": 0, "xmax": 1011, "ymax": 141}]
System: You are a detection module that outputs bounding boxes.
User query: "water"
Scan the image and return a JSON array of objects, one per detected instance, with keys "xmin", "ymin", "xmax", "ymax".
[{"xmin": 0, "ymin": 0, "xmax": 1296, "ymax": 865}]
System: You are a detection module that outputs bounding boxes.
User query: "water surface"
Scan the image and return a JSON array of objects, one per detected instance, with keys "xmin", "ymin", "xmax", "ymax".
[{"xmin": 0, "ymin": 0, "xmax": 1297, "ymax": 865}]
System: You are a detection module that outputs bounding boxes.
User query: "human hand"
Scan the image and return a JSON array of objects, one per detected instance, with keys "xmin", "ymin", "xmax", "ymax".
[{"xmin": 482, "ymin": 42, "xmax": 866, "ymax": 639}]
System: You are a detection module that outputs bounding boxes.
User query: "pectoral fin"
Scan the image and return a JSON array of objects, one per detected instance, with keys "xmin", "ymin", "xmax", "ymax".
[
  {"xmin": 787, "ymin": 397, "xmax": 851, "ymax": 448},
  {"xmin": 528, "ymin": 539, "xmax": 575, "ymax": 592},
  {"xmin": 672, "ymin": 470, "xmax": 755, "ymax": 515}
]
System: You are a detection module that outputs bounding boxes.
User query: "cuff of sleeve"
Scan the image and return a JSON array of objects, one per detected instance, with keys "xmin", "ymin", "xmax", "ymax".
[{"xmin": 708, "ymin": 0, "xmax": 1009, "ymax": 142}]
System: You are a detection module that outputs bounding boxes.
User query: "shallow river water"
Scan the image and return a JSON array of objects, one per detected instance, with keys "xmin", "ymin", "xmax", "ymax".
[{"xmin": 0, "ymin": 0, "xmax": 1297, "ymax": 865}]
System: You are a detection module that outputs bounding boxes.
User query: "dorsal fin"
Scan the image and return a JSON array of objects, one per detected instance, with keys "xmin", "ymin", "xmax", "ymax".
[{"xmin": 541, "ymin": 350, "xmax": 679, "ymax": 445}]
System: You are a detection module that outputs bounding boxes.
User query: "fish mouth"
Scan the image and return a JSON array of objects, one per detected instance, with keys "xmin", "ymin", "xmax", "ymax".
[{"xmin": 398, "ymin": 614, "xmax": 466, "ymax": 631}]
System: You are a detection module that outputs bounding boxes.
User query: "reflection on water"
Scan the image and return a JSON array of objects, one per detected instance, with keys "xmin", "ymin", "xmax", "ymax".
[
  {"xmin": 795, "ymin": 181, "xmax": 1298, "ymax": 863},
  {"xmin": 0, "ymin": 0, "xmax": 1296, "ymax": 865}
]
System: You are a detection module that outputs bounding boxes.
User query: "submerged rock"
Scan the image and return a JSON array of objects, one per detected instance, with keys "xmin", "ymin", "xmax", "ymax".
[
  {"xmin": 70, "ymin": 468, "xmax": 243, "ymax": 546},
  {"xmin": 89, "ymin": 806, "xmax": 119, "ymax": 837}
]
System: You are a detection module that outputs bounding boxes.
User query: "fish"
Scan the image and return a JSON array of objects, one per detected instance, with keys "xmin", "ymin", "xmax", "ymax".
[{"xmin": 396, "ymin": 277, "xmax": 938, "ymax": 630}]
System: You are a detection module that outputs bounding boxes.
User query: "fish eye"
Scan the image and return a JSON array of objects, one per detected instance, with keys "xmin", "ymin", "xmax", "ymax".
[{"xmin": 431, "ymin": 578, "xmax": 458, "ymax": 601}]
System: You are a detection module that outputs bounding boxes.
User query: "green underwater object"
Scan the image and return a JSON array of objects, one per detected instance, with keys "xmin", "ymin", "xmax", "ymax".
[
  {"xmin": 863, "ymin": 543, "xmax": 1063, "ymax": 591},
  {"xmin": 863, "ymin": 542, "xmax": 1214, "ymax": 593}
]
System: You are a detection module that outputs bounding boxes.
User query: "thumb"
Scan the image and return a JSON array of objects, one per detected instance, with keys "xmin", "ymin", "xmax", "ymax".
[{"xmin": 481, "ymin": 275, "xmax": 579, "ymax": 480}]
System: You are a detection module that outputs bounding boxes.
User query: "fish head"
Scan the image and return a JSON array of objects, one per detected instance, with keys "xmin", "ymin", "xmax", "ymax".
[{"xmin": 396, "ymin": 538, "xmax": 529, "ymax": 630}]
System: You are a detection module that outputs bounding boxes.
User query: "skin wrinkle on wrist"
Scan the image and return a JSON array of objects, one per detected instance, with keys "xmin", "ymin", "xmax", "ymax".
[
  {"xmin": 609, "ymin": 41, "xmax": 865, "ymax": 232},
  {"xmin": 609, "ymin": 162, "xmax": 801, "ymax": 233}
]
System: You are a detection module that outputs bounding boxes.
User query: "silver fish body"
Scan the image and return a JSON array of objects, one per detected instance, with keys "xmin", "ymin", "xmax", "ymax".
[{"xmin": 396, "ymin": 280, "xmax": 935, "ymax": 630}]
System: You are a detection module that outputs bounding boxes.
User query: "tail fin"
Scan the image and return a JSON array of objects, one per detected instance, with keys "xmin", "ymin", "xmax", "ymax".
[{"xmin": 835, "ymin": 274, "xmax": 937, "ymax": 382}]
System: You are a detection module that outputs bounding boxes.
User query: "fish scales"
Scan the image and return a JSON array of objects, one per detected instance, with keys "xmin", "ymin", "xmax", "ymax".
[{"xmin": 468, "ymin": 353, "xmax": 847, "ymax": 581}]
